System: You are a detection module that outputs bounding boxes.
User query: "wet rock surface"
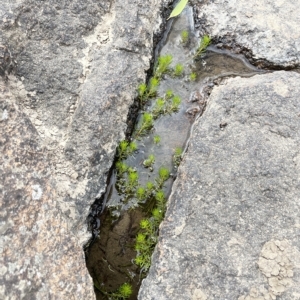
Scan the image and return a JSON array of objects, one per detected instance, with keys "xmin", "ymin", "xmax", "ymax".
[
  {"xmin": 0, "ymin": 0, "xmax": 171, "ymax": 298},
  {"xmin": 195, "ymin": 0, "xmax": 300, "ymax": 68},
  {"xmin": 139, "ymin": 71, "xmax": 300, "ymax": 299}
]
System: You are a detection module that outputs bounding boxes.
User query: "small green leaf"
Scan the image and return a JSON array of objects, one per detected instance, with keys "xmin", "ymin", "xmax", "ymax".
[{"xmin": 168, "ymin": 0, "xmax": 188, "ymax": 20}]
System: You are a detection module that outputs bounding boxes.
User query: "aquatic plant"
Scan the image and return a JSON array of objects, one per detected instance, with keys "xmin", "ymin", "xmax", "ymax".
[
  {"xmin": 154, "ymin": 54, "xmax": 173, "ymax": 78},
  {"xmin": 189, "ymin": 72, "xmax": 197, "ymax": 81},
  {"xmin": 134, "ymin": 190, "xmax": 166, "ymax": 272},
  {"xmin": 153, "ymin": 135, "xmax": 161, "ymax": 145},
  {"xmin": 138, "ymin": 77, "xmax": 160, "ymax": 104},
  {"xmin": 116, "ymin": 161, "xmax": 128, "ymax": 175},
  {"xmin": 174, "ymin": 63, "xmax": 184, "ymax": 77},
  {"xmin": 134, "ymin": 112, "xmax": 154, "ymax": 139},
  {"xmin": 173, "ymin": 147, "xmax": 183, "ymax": 166},
  {"xmin": 181, "ymin": 30, "xmax": 189, "ymax": 44},
  {"xmin": 117, "ymin": 140, "xmax": 137, "ymax": 160},
  {"xmin": 143, "ymin": 154, "xmax": 155, "ymax": 168},
  {"xmin": 194, "ymin": 35, "xmax": 211, "ymax": 58}
]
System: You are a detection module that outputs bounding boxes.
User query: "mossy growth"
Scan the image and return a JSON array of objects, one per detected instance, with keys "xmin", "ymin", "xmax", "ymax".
[
  {"xmin": 181, "ymin": 30, "xmax": 189, "ymax": 44},
  {"xmin": 94, "ymin": 281, "xmax": 133, "ymax": 300},
  {"xmin": 117, "ymin": 140, "xmax": 137, "ymax": 160},
  {"xmin": 134, "ymin": 189, "xmax": 166, "ymax": 272},
  {"xmin": 138, "ymin": 77, "xmax": 160, "ymax": 105},
  {"xmin": 173, "ymin": 63, "xmax": 184, "ymax": 77},
  {"xmin": 154, "ymin": 54, "xmax": 173, "ymax": 78},
  {"xmin": 151, "ymin": 92, "xmax": 181, "ymax": 119},
  {"xmin": 143, "ymin": 154, "xmax": 155, "ymax": 169},
  {"xmin": 189, "ymin": 72, "xmax": 197, "ymax": 81},
  {"xmin": 194, "ymin": 35, "xmax": 211, "ymax": 58},
  {"xmin": 133, "ymin": 112, "xmax": 154, "ymax": 140},
  {"xmin": 153, "ymin": 135, "xmax": 161, "ymax": 145},
  {"xmin": 173, "ymin": 147, "xmax": 183, "ymax": 166}
]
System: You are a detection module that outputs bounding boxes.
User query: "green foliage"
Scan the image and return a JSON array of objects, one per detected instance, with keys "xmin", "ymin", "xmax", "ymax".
[
  {"xmin": 181, "ymin": 30, "xmax": 189, "ymax": 44},
  {"xmin": 173, "ymin": 147, "xmax": 183, "ymax": 166},
  {"xmin": 134, "ymin": 190, "xmax": 166, "ymax": 273},
  {"xmin": 148, "ymin": 77, "xmax": 160, "ymax": 97},
  {"xmin": 117, "ymin": 140, "xmax": 137, "ymax": 160},
  {"xmin": 151, "ymin": 92, "xmax": 181, "ymax": 119},
  {"xmin": 116, "ymin": 161, "xmax": 128, "ymax": 175},
  {"xmin": 134, "ymin": 112, "xmax": 154, "ymax": 139},
  {"xmin": 168, "ymin": 0, "xmax": 188, "ymax": 20},
  {"xmin": 143, "ymin": 154, "xmax": 155, "ymax": 168},
  {"xmin": 174, "ymin": 63, "xmax": 184, "ymax": 77},
  {"xmin": 155, "ymin": 54, "xmax": 173, "ymax": 78},
  {"xmin": 153, "ymin": 135, "xmax": 161, "ymax": 145},
  {"xmin": 194, "ymin": 35, "xmax": 211, "ymax": 58},
  {"xmin": 136, "ymin": 186, "xmax": 146, "ymax": 202},
  {"xmin": 189, "ymin": 72, "xmax": 197, "ymax": 81},
  {"xmin": 156, "ymin": 166, "xmax": 170, "ymax": 187},
  {"xmin": 138, "ymin": 77, "xmax": 160, "ymax": 105},
  {"xmin": 106, "ymin": 283, "xmax": 133, "ymax": 300}
]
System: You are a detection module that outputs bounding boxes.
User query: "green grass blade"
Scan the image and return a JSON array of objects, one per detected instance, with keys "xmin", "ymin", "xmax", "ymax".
[{"xmin": 168, "ymin": 0, "xmax": 188, "ymax": 20}]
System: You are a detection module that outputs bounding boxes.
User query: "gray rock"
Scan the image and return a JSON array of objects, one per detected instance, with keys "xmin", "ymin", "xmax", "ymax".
[
  {"xmin": 139, "ymin": 71, "xmax": 300, "ymax": 299},
  {"xmin": 195, "ymin": 0, "xmax": 300, "ymax": 68},
  {"xmin": 0, "ymin": 0, "xmax": 171, "ymax": 298}
]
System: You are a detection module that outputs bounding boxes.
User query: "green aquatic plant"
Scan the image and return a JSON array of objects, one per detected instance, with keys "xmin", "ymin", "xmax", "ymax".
[
  {"xmin": 138, "ymin": 77, "xmax": 160, "ymax": 105},
  {"xmin": 107, "ymin": 283, "xmax": 133, "ymax": 300},
  {"xmin": 152, "ymin": 98, "xmax": 165, "ymax": 118},
  {"xmin": 117, "ymin": 140, "xmax": 137, "ymax": 160},
  {"xmin": 143, "ymin": 154, "xmax": 155, "ymax": 168},
  {"xmin": 147, "ymin": 77, "xmax": 160, "ymax": 97},
  {"xmin": 170, "ymin": 95, "xmax": 181, "ymax": 113},
  {"xmin": 189, "ymin": 72, "xmax": 197, "ymax": 81},
  {"xmin": 194, "ymin": 35, "xmax": 211, "ymax": 58},
  {"xmin": 153, "ymin": 135, "xmax": 161, "ymax": 145},
  {"xmin": 134, "ymin": 112, "xmax": 154, "ymax": 139},
  {"xmin": 151, "ymin": 93, "xmax": 181, "ymax": 119},
  {"xmin": 134, "ymin": 190, "xmax": 167, "ymax": 273},
  {"xmin": 181, "ymin": 30, "xmax": 189, "ymax": 44},
  {"xmin": 154, "ymin": 54, "xmax": 173, "ymax": 78},
  {"xmin": 173, "ymin": 147, "xmax": 183, "ymax": 166},
  {"xmin": 136, "ymin": 186, "xmax": 146, "ymax": 202},
  {"xmin": 174, "ymin": 63, "xmax": 184, "ymax": 77},
  {"xmin": 116, "ymin": 161, "xmax": 128, "ymax": 175}
]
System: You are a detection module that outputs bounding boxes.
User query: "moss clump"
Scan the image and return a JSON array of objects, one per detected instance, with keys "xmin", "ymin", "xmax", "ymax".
[
  {"xmin": 189, "ymin": 72, "xmax": 197, "ymax": 81},
  {"xmin": 194, "ymin": 35, "xmax": 211, "ymax": 58},
  {"xmin": 181, "ymin": 30, "xmax": 189, "ymax": 44},
  {"xmin": 154, "ymin": 54, "xmax": 173, "ymax": 78},
  {"xmin": 174, "ymin": 63, "xmax": 184, "ymax": 77},
  {"xmin": 173, "ymin": 147, "xmax": 183, "ymax": 166}
]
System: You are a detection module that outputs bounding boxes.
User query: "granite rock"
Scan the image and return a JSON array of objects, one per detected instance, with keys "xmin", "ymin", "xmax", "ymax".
[
  {"xmin": 0, "ymin": 0, "xmax": 170, "ymax": 298},
  {"xmin": 139, "ymin": 71, "xmax": 300, "ymax": 299},
  {"xmin": 195, "ymin": 0, "xmax": 300, "ymax": 68}
]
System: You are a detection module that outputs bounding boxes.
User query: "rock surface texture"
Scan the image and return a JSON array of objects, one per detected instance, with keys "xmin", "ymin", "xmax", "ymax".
[
  {"xmin": 139, "ymin": 71, "xmax": 300, "ymax": 299},
  {"xmin": 195, "ymin": 0, "xmax": 300, "ymax": 68},
  {"xmin": 0, "ymin": 0, "xmax": 170, "ymax": 298}
]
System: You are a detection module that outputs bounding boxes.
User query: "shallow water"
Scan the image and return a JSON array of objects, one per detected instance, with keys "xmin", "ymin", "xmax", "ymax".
[{"xmin": 85, "ymin": 6, "xmax": 262, "ymax": 300}]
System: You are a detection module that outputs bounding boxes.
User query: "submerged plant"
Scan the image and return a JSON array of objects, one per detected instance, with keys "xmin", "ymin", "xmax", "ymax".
[
  {"xmin": 117, "ymin": 140, "xmax": 137, "ymax": 160},
  {"xmin": 174, "ymin": 63, "xmax": 184, "ymax": 77},
  {"xmin": 153, "ymin": 135, "xmax": 161, "ymax": 145},
  {"xmin": 181, "ymin": 30, "xmax": 189, "ymax": 44},
  {"xmin": 194, "ymin": 35, "xmax": 211, "ymax": 58},
  {"xmin": 173, "ymin": 147, "xmax": 183, "ymax": 166},
  {"xmin": 134, "ymin": 112, "xmax": 154, "ymax": 139},
  {"xmin": 143, "ymin": 154, "xmax": 155, "ymax": 168},
  {"xmin": 106, "ymin": 283, "xmax": 133, "ymax": 300},
  {"xmin": 189, "ymin": 72, "xmax": 197, "ymax": 81},
  {"xmin": 155, "ymin": 54, "xmax": 173, "ymax": 78}
]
